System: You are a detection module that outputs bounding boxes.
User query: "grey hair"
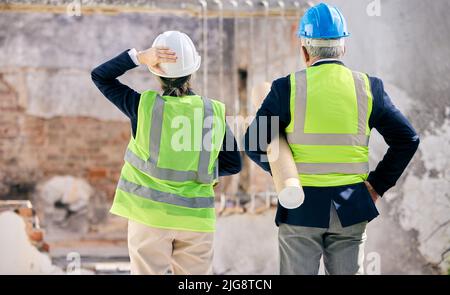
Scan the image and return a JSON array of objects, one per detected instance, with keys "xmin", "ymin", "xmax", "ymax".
[{"xmin": 301, "ymin": 38, "xmax": 345, "ymax": 59}]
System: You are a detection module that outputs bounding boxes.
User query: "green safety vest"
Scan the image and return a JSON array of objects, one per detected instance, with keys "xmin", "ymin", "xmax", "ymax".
[
  {"xmin": 286, "ymin": 63, "xmax": 373, "ymax": 187},
  {"xmin": 110, "ymin": 90, "xmax": 226, "ymax": 232}
]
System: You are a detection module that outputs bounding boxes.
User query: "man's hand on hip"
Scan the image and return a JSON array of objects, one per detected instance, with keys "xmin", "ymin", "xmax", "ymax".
[{"xmin": 364, "ymin": 181, "xmax": 380, "ymax": 203}]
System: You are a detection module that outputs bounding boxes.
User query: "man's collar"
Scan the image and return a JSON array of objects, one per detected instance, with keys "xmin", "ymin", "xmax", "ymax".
[{"xmin": 311, "ymin": 58, "xmax": 345, "ymax": 67}]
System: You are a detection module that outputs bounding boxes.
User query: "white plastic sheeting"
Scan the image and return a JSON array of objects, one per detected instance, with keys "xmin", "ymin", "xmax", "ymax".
[{"xmin": 0, "ymin": 212, "xmax": 61, "ymax": 274}]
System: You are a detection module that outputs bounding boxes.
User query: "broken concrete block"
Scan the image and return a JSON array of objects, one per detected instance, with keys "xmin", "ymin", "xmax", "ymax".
[
  {"xmin": 36, "ymin": 175, "xmax": 94, "ymax": 234},
  {"xmin": 0, "ymin": 211, "xmax": 61, "ymax": 274},
  {"xmin": 39, "ymin": 175, "xmax": 92, "ymax": 211}
]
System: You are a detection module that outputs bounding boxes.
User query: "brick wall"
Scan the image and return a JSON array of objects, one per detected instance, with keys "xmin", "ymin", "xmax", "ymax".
[{"xmin": 0, "ymin": 74, "xmax": 129, "ymax": 200}]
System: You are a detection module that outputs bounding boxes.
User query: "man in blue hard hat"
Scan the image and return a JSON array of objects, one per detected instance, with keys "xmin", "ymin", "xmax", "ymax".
[{"xmin": 244, "ymin": 3, "xmax": 420, "ymax": 274}]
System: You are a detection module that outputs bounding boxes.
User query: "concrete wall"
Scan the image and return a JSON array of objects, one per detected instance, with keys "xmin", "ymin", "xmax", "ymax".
[
  {"xmin": 0, "ymin": 12, "xmax": 234, "ymax": 120},
  {"xmin": 325, "ymin": 0, "xmax": 450, "ymax": 274}
]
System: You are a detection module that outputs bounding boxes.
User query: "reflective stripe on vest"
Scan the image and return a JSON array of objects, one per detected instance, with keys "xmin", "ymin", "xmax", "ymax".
[
  {"xmin": 124, "ymin": 94, "xmax": 218, "ymax": 184},
  {"xmin": 117, "ymin": 178, "xmax": 215, "ymax": 209},
  {"xmin": 287, "ymin": 69, "xmax": 370, "ymax": 175},
  {"xmin": 296, "ymin": 162, "xmax": 369, "ymax": 174}
]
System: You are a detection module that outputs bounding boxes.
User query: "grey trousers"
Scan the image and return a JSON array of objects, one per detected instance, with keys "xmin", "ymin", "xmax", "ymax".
[{"xmin": 279, "ymin": 204, "xmax": 367, "ymax": 275}]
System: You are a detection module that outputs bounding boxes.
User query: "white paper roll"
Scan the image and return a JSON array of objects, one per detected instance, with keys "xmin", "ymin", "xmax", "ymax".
[
  {"xmin": 267, "ymin": 136, "xmax": 305, "ymax": 209},
  {"xmin": 279, "ymin": 186, "xmax": 305, "ymax": 209},
  {"xmin": 252, "ymin": 82, "xmax": 305, "ymax": 210}
]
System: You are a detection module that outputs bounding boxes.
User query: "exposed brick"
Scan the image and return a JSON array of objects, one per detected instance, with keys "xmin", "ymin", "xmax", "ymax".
[
  {"xmin": 40, "ymin": 242, "xmax": 50, "ymax": 252},
  {"xmin": 1, "ymin": 110, "xmax": 129, "ymax": 204},
  {"xmin": 0, "ymin": 78, "xmax": 9, "ymax": 92},
  {"xmin": 27, "ymin": 229, "xmax": 44, "ymax": 242},
  {"xmin": 110, "ymin": 170, "xmax": 122, "ymax": 183},
  {"xmin": 89, "ymin": 154, "xmax": 110, "ymax": 163},
  {"xmin": 0, "ymin": 92, "xmax": 18, "ymax": 109},
  {"xmin": 88, "ymin": 167, "xmax": 108, "ymax": 180},
  {"xmin": 17, "ymin": 207, "xmax": 33, "ymax": 217},
  {"xmin": 22, "ymin": 116, "xmax": 46, "ymax": 145},
  {"xmin": 0, "ymin": 112, "xmax": 19, "ymax": 124},
  {"xmin": 47, "ymin": 154, "xmax": 65, "ymax": 162},
  {"xmin": 0, "ymin": 123, "xmax": 19, "ymax": 139}
]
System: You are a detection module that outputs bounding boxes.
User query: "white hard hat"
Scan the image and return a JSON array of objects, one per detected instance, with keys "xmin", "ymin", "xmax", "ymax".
[{"xmin": 149, "ymin": 31, "xmax": 201, "ymax": 78}]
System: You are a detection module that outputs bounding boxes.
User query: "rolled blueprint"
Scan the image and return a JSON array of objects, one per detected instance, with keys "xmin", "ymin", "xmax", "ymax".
[
  {"xmin": 251, "ymin": 81, "xmax": 304, "ymax": 209},
  {"xmin": 267, "ymin": 134, "xmax": 305, "ymax": 209}
]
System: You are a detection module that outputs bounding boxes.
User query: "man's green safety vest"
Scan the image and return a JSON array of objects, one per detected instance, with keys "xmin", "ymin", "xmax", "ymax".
[
  {"xmin": 286, "ymin": 63, "xmax": 373, "ymax": 187},
  {"xmin": 110, "ymin": 91, "xmax": 226, "ymax": 232}
]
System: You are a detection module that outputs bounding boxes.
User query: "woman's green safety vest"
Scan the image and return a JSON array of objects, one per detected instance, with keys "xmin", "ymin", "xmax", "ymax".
[
  {"xmin": 286, "ymin": 64, "xmax": 373, "ymax": 187},
  {"xmin": 110, "ymin": 90, "xmax": 226, "ymax": 232}
]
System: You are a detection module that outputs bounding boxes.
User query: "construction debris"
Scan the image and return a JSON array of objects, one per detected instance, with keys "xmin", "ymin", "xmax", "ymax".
[
  {"xmin": 218, "ymin": 192, "xmax": 278, "ymax": 216},
  {"xmin": 0, "ymin": 200, "xmax": 49, "ymax": 252},
  {"xmin": 36, "ymin": 176, "xmax": 93, "ymax": 234},
  {"xmin": 0, "ymin": 210, "xmax": 61, "ymax": 274},
  {"xmin": 89, "ymin": 262, "xmax": 130, "ymax": 274}
]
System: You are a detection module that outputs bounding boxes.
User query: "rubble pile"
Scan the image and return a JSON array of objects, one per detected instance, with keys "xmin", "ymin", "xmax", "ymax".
[{"xmin": 0, "ymin": 200, "xmax": 60, "ymax": 274}]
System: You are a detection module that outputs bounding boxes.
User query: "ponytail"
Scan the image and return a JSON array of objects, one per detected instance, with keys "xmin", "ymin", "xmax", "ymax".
[{"xmin": 159, "ymin": 75, "xmax": 192, "ymax": 97}]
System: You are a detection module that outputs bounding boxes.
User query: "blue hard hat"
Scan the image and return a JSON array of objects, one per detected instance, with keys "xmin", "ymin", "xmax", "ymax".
[{"xmin": 298, "ymin": 3, "xmax": 350, "ymax": 39}]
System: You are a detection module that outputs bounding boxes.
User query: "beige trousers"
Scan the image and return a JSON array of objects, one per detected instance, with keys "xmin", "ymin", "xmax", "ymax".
[{"xmin": 127, "ymin": 220, "xmax": 214, "ymax": 275}]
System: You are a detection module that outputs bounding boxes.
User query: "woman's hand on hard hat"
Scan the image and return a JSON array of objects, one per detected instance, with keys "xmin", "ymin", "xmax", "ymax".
[{"xmin": 137, "ymin": 46, "xmax": 177, "ymax": 75}]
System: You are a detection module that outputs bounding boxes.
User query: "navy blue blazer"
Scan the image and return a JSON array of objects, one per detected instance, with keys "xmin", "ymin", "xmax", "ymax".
[{"xmin": 244, "ymin": 60, "xmax": 420, "ymax": 228}]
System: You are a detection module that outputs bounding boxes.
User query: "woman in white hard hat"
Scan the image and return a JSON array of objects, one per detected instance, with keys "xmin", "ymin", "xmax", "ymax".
[{"xmin": 92, "ymin": 31, "xmax": 242, "ymax": 275}]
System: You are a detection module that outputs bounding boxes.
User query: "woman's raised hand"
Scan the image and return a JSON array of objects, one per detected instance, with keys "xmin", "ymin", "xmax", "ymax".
[{"xmin": 137, "ymin": 46, "xmax": 177, "ymax": 75}]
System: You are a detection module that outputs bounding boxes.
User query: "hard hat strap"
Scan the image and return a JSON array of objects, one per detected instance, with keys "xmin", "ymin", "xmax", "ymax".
[{"xmin": 302, "ymin": 38, "xmax": 345, "ymax": 48}]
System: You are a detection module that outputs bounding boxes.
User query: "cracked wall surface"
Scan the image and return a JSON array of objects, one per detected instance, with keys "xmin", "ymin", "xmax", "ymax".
[{"xmin": 329, "ymin": 0, "xmax": 450, "ymax": 273}]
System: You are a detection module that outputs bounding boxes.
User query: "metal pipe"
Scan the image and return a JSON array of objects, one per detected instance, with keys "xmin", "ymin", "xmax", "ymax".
[
  {"xmin": 198, "ymin": 0, "xmax": 208, "ymax": 97},
  {"xmin": 261, "ymin": 0, "xmax": 269, "ymax": 81},
  {"xmin": 278, "ymin": 1, "xmax": 285, "ymax": 19},
  {"xmin": 278, "ymin": 1, "xmax": 286, "ymax": 74},
  {"xmin": 245, "ymin": 0, "xmax": 254, "ymax": 116},
  {"xmin": 214, "ymin": 0, "xmax": 224, "ymax": 102},
  {"xmin": 229, "ymin": 0, "xmax": 239, "ymax": 116}
]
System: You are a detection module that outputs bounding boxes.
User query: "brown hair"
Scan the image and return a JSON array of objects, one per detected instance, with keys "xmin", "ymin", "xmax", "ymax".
[{"xmin": 158, "ymin": 75, "xmax": 192, "ymax": 97}]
